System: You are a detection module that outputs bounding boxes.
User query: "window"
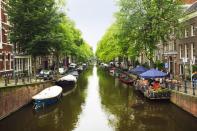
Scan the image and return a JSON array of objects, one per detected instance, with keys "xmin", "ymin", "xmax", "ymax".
[
  {"xmin": 193, "ymin": 44, "xmax": 195, "ymax": 58},
  {"xmin": 191, "ymin": 43, "xmax": 195, "ymax": 59},
  {"xmin": 8, "ymin": 54, "xmax": 10, "ymax": 61},
  {"xmin": 185, "ymin": 44, "xmax": 187, "ymax": 58},
  {"xmin": 180, "ymin": 45, "xmax": 182, "ymax": 58},
  {"xmin": 185, "ymin": 28, "xmax": 189, "ymax": 38},
  {"xmin": 174, "ymin": 41, "xmax": 176, "ymax": 50},
  {"xmin": 191, "ymin": 25, "xmax": 195, "ymax": 36},
  {"xmin": 187, "ymin": 44, "xmax": 189, "ymax": 58},
  {"xmin": 180, "ymin": 45, "xmax": 184, "ymax": 58}
]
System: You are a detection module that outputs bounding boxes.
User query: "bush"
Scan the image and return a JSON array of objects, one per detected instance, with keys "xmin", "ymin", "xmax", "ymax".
[
  {"xmin": 193, "ymin": 65, "xmax": 197, "ymax": 72},
  {"xmin": 154, "ymin": 60, "xmax": 164, "ymax": 70}
]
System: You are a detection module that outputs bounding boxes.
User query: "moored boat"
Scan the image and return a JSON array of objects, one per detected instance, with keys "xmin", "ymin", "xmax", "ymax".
[
  {"xmin": 136, "ymin": 69, "xmax": 170, "ymax": 100},
  {"xmin": 69, "ymin": 71, "xmax": 79, "ymax": 78},
  {"xmin": 143, "ymin": 87, "xmax": 171, "ymax": 100},
  {"xmin": 119, "ymin": 73, "xmax": 134, "ymax": 85},
  {"xmin": 56, "ymin": 74, "xmax": 77, "ymax": 87},
  {"xmin": 32, "ymin": 86, "xmax": 63, "ymax": 110}
]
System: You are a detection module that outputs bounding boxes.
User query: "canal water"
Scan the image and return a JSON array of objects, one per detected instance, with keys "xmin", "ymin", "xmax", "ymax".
[{"xmin": 0, "ymin": 66, "xmax": 197, "ymax": 131}]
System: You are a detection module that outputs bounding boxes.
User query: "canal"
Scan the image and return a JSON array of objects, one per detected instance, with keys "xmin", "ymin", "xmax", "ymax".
[{"xmin": 0, "ymin": 66, "xmax": 197, "ymax": 131}]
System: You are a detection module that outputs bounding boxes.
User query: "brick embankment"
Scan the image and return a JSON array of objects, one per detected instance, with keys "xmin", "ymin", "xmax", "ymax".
[
  {"xmin": 170, "ymin": 90, "xmax": 197, "ymax": 118},
  {"xmin": 0, "ymin": 81, "xmax": 53, "ymax": 120}
]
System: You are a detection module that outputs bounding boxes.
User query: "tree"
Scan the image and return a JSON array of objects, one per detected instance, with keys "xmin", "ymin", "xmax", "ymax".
[
  {"xmin": 8, "ymin": 0, "xmax": 93, "ymax": 74},
  {"xmin": 8, "ymin": 0, "xmax": 60, "ymax": 56},
  {"xmin": 96, "ymin": 24, "xmax": 121, "ymax": 62},
  {"xmin": 116, "ymin": 0, "xmax": 183, "ymax": 66}
]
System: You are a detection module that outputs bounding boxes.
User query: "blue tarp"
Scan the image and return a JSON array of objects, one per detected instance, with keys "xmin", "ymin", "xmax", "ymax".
[
  {"xmin": 128, "ymin": 66, "xmax": 148, "ymax": 75},
  {"xmin": 140, "ymin": 69, "xmax": 167, "ymax": 78}
]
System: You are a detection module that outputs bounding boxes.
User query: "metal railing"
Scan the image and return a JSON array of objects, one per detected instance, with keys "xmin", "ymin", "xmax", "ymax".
[{"xmin": 166, "ymin": 80, "xmax": 197, "ymax": 96}]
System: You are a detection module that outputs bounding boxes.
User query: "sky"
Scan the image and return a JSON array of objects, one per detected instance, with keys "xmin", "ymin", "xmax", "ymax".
[{"xmin": 66, "ymin": 0, "xmax": 117, "ymax": 52}]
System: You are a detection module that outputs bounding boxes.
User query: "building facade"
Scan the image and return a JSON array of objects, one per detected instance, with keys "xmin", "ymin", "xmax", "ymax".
[
  {"xmin": 177, "ymin": 2, "xmax": 197, "ymax": 79},
  {"xmin": 0, "ymin": 0, "xmax": 13, "ymax": 77}
]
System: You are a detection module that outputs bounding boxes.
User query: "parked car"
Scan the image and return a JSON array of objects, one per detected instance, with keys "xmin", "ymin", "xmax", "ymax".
[
  {"xmin": 69, "ymin": 63, "xmax": 77, "ymax": 69},
  {"xmin": 59, "ymin": 68, "xmax": 66, "ymax": 75},
  {"xmin": 82, "ymin": 63, "xmax": 87, "ymax": 69},
  {"xmin": 36, "ymin": 70, "xmax": 54, "ymax": 80},
  {"xmin": 76, "ymin": 66, "xmax": 83, "ymax": 73}
]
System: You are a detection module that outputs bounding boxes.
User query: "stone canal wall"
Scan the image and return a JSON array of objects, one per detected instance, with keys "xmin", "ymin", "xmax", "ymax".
[
  {"xmin": 170, "ymin": 91, "xmax": 197, "ymax": 117},
  {"xmin": 0, "ymin": 81, "xmax": 53, "ymax": 120}
]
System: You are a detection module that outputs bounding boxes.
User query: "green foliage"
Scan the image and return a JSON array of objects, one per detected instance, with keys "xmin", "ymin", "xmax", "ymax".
[
  {"xmin": 116, "ymin": 0, "xmax": 183, "ymax": 61},
  {"xmin": 193, "ymin": 65, "xmax": 197, "ymax": 72},
  {"xmin": 7, "ymin": 0, "xmax": 93, "ymax": 66},
  {"xmin": 77, "ymin": 42, "xmax": 94, "ymax": 62},
  {"xmin": 154, "ymin": 60, "xmax": 164, "ymax": 70},
  {"xmin": 96, "ymin": 24, "xmax": 122, "ymax": 62},
  {"xmin": 96, "ymin": 0, "xmax": 183, "ymax": 64},
  {"xmin": 8, "ymin": 0, "xmax": 59, "ymax": 56}
]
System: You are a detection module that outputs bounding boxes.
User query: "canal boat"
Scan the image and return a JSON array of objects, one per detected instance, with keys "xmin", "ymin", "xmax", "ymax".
[
  {"xmin": 76, "ymin": 66, "xmax": 83, "ymax": 73},
  {"xmin": 69, "ymin": 71, "xmax": 79, "ymax": 78},
  {"xmin": 143, "ymin": 87, "xmax": 171, "ymax": 100},
  {"xmin": 137, "ymin": 69, "xmax": 170, "ymax": 100},
  {"xmin": 32, "ymin": 86, "xmax": 63, "ymax": 110},
  {"xmin": 56, "ymin": 74, "xmax": 77, "ymax": 87},
  {"xmin": 109, "ymin": 67, "xmax": 116, "ymax": 76},
  {"xmin": 119, "ymin": 73, "xmax": 134, "ymax": 85}
]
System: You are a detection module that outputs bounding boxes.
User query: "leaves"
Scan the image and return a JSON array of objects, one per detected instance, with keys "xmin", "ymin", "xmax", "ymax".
[
  {"xmin": 8, "ymin": 0, "xmax": 93, "ymax": 63},
  {"xmin": 97, "ymin": 0, "xmax": 183, "ymax": 63}
]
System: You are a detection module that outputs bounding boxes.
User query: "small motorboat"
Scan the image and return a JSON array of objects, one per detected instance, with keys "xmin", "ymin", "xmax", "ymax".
[
  {"xmin": 76, "ymin": 66, "xmax": 83, "ymax": 73},
  {"xmin": 32, "ymin": 86, "xmax": 63, "ymax": 110},
  {"xmin": 56, "ymin": 74, "xmax": 77, "ymax": 87},
  {"xmin": 69, "ymin": 71, "xmax": 79, "ymax": 78},
  {"xmin": 119, "ymin": 73, "xmax": 134, "ymax": 85}
]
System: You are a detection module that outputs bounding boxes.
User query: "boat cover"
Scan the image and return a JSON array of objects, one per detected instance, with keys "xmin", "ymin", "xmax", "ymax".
[
  {"xmin": 32, "ymin": 86, "xmax": 62, "ymax": 100},
  {"xmin": 70, "ymin": 71, "xmax": 79, "ymax": 76},
  {"xmin": 59, "ymin": 74, "xmax": 77, "ymax": 82}
]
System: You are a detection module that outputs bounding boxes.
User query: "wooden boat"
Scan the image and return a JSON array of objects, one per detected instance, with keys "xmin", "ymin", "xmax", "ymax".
[
  {"xmin": 32, "ymin": 86, "xmax": 63, "ymax": 110},
  {"xmin": 119, "ymin": 73, "xmax": 134, "ymax": 85},
  {"xmin": 55, "ymin": 74, "xmax": 77, "ymax": 87}
]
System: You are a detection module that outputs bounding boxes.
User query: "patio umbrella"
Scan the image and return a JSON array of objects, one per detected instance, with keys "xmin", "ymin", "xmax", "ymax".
[
  {"xmin": 128, "ymin": 66, "xmax": 148, "ymax": 75},
  {"xmin": 139, "ymin": 69, "xmax": 167, "ymax": 78}
]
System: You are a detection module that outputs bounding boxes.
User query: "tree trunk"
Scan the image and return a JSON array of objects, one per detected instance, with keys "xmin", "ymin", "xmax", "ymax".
[
  {"xmin": 33, "ymin": 56, "xmax": 37, "ymax": 77},
  {"xmin": 56, "ymin": 53, "xmax": 60, "ymax": 75}
]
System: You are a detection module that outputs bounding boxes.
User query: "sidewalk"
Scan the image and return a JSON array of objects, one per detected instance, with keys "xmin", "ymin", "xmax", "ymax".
[{"xmin": 0, "ymin": 78, "xmax": 45, "ymax": 88}]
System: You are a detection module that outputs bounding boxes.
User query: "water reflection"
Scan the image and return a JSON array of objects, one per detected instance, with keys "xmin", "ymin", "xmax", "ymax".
[
  {"xmin": 0, "ymin": 66, "xmax": 197, "ymax": 131},
  {"xmin": 98, "ymin": 68, "xmax": 197, "ymax": 131},
  {"xmin": 0, "ymin": 67, "xmax": 93, "ymax": 131},
  {"xmin": 73, "ymin": 66, "xmax": 113, "ymax": 131}
]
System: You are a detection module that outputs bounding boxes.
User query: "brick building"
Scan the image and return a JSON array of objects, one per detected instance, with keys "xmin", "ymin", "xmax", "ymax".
[
  {"xmin": 154, "ymin": 1, "xmax": 197, "ymax": 79},
  {"xmin": 177, "ymin": 1, "xmax": 197, "ymax": 79},
  {"xmin": 0, "ymin": 0, "xmax": 13, "ymax": 77}
]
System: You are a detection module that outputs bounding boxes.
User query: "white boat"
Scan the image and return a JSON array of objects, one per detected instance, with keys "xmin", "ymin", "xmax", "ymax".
[
  {"xmin": 32, "ymin": 86, "xmax": 63, "ymax": 110},
  {"xmin": 56, "ymin": 74, "xmax": 77, "ymax": 87}
]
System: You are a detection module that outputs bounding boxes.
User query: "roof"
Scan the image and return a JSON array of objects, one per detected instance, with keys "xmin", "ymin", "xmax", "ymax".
[
  {"xmin": 181, "ymin": 0, "xmax": 197, "ymax": 4},
  {"xmin": 186, "ymin": 1, "xmax": 197, "ymax": 13}
]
